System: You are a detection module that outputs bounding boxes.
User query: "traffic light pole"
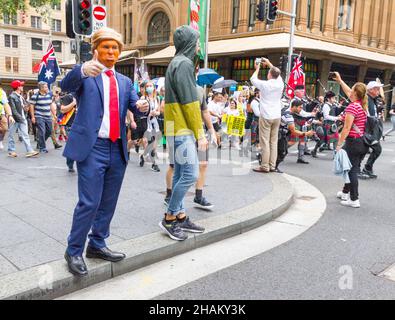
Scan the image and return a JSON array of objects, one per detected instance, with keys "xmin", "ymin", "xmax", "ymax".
[{"xmin": 277, "ymin": 0, "xmax": 297, "ymax": 82}]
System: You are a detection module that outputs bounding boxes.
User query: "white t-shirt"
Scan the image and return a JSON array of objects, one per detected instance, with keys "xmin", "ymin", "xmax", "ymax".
[
  {"xmin": 207, "ymin": 100, "xmax": 223, "ymax": 124},
  {"xmin": 250, "ymin": 75, "xmax": 284, "ymax": 120}
]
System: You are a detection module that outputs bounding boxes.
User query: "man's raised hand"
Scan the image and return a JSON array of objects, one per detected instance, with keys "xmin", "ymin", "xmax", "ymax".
[{"xmin": 82, "ymin": 50, "xmax": 105, "ymax": 77}]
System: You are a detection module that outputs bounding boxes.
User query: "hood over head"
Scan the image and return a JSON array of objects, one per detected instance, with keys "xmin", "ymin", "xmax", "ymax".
[{"xmin": 173, "ymin": 25, "xmax": 200, "ymax": 61}]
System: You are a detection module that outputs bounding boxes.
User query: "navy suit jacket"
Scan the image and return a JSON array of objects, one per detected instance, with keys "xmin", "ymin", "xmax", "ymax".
[{"xmin": 60, "ymin": 65, "xmax": 139, "ymax": 163}]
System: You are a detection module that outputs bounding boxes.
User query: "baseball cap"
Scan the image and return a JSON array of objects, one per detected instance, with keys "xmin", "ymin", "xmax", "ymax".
[
  {"xmin": 367, "ymin": 81, "xmax": 384, "ymax": 90},
  {"xmin": 10, "ymin": 80, "xmax": 25, "ymax": 89}
]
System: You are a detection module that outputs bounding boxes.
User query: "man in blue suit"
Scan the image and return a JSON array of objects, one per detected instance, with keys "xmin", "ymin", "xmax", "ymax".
[{"xmin": 60, "ymin": 27, "xmax": 149, "ymax": 276}]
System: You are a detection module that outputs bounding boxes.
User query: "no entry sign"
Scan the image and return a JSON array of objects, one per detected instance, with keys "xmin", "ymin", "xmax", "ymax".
[
  {"xmin": 93, "ymin": 6, "xmax": 106, "ymax": 21},
  {"xmin": 92, "ymin": 5, "xmax": 107, "ymax": 33}
]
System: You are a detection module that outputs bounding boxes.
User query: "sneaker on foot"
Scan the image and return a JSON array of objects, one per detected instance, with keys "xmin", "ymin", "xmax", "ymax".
[
  {"xmin": 25, "ymin": 151, "xmax": 39, "ymax": 158},
  {"xmin": 40, "ymin": 149, "xmax": 49, "ymax": 154},
  {"xmin": 194, "ymin": 197, "xmax": 214, "ymax": 210},
  {"xmin": 297, "ymin": 158, "xmax": 309, "ymax": 164},
  {"xmin": 151, "ymin": 164, "xmax": 160, "ymax": 172},
  {"xmin": 164, "ymin": 196, "xmax": 170, "ymax": 206},
  {"xmin": 178, "ymin": 216, "xmax": 205, "ymax": 233},
  {"xmin": 139, "ymin": 155, "xmax": 145, "ymax": 167},
  {"xmin": 341, "ymin": 199, "xmax": 360, "ymax": 208},
  {"xmin": 68, "ymin": 167, "xmax": 75, "ymax": 173},
  {"xmin": 362, "ymin": 168, "xmax": 377, "ymax": 179},
  {"xmin": 0, "ymin": 141, "xmax": 4, "ymax": 150},
  {"xmin": 159, "ymin": 219, "xmax": 188, "ymax": 241},
  {"xmin": 54, "ymin": 143, "xmax": 63, "ymax": 150},
  {"xmin": 336, "ymin": 191, "xmax": 350, "ymax": 201}
]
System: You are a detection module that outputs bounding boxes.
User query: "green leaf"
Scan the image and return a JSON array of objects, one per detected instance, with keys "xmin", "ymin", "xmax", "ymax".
[{"xmin": 0, "ymin": 0, "xmax": 61, "ymax": 16}]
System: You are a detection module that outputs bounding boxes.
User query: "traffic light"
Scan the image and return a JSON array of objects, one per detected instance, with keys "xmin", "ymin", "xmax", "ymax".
[
  {"xmin": 72, "ymin": 0, "xmax": 93, "ymax": 36},
  {"xmin": 267, "ymin": 0, "xmax": 279, "ymax": 22},
  {"xmin": 279, "ymin": 54, "xmax": 288, "ymax": 72},
  {"xmin": 256, "ymin": 0, "xmax": 265, "ymax": 22}
]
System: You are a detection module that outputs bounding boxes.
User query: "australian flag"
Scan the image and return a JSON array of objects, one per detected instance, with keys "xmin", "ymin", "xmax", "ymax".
[{"xmin": 38, "ymin": 43, "xmax": 60, "ymax": 86}]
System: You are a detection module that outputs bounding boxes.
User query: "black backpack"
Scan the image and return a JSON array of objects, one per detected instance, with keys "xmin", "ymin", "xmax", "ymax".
[{"xmin": 353, "ymin": 115, "xmax": 383, "ymax": 147}]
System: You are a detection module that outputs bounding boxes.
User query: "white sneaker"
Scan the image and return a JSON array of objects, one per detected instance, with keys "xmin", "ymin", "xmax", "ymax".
[
  {"xmin": 341, "ymin": 199, "xmax": 361, "ymax": 208},
  {"xmin": 0, "ymin": 141, "xmax": 4, "ymax": 151},
  {"xmin": 337, "ymin": 191, "xmax": 350, "ymax": 201}
]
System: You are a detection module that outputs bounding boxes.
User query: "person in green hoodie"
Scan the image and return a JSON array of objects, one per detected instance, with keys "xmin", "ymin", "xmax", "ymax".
[{"xmin": 159, "ymin": 25, "xmax": 208, "ymax": 241}]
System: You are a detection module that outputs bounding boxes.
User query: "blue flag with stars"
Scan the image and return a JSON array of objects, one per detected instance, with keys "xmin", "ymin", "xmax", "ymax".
[{"xmin": 38, "ymin": 43, "xmax": 60, "ymax": 86}]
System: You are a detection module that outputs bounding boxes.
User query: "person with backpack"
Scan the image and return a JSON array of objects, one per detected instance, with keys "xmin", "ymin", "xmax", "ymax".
[
  {"xmin": 357, "ymin": 81, "xmax": 384, "ymax": 179},
  {"xmin": 334, "ymin": 72, "xmax": 369, "ymax": 208}
]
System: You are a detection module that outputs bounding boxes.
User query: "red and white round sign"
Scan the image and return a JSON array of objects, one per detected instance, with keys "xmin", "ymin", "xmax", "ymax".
[{"xmin": 93, "ymin": 6, "xmax": 106, "ymax": 21}]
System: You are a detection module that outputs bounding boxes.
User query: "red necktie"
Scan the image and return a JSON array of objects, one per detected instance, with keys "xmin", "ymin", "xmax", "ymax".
[{"xmin": 105, "ymin": 70, "xmax": 120, "ymax": 142}]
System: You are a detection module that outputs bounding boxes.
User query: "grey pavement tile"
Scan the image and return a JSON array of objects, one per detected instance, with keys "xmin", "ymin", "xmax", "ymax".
[
  {"xmin": 12, "ymin": 210, "xmax": 73, "ymax": 245},
  {"xmin": 0, "ymin": 254, "xmax": 18, "ymax": 277},
  {"xmin": 0, "ymin": 237, "xmax": 66, "ymax": 270},
  {"xmin": 3, "ymin": 198, "xmax": 64, "ymax": 218},
  {"xmin": 0, "ymin": 211, "xmax": 47, "ymax": 249}
]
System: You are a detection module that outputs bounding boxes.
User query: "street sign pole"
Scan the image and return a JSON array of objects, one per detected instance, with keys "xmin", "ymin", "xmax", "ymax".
[{"xmin": 286, "ymin": 0, "xmax": 297, "ymax": 82}]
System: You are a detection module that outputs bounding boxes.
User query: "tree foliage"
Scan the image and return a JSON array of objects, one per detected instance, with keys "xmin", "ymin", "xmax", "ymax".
[{"xmin": 0, "ymin": 0, "xmax": 61, "ymax": 16}]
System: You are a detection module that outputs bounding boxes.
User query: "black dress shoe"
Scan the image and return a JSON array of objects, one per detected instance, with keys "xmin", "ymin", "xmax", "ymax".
[
  {"xmin": 86, "ymin": 246, "xmax": 126, "ymax": 262},
  {"xmin": 297, "ymin": 159, "xmax": 309, "ymax": 164},
  {"xmin": 64, "ymin": 252, "xmax": 88, "ymax": 276}
]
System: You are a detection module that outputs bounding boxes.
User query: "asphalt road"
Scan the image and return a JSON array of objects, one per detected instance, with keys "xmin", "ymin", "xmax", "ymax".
[{"xmin": 154, "ymin": 130, "xmax": 395, "ymax": 300}]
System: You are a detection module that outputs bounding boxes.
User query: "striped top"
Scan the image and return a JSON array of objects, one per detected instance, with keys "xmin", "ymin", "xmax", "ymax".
[
  {"xmin": 345, "ymin": 100, "xmax": 367, "ymax": 138},
  {"xmin": 29, "ymin": 92, "xmax": 53, "ymax": 119}
]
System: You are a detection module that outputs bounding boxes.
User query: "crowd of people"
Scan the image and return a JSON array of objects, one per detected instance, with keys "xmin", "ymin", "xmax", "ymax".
[
  {"xmin": 0, "ymin": 79, "xmax": 79, "ymax": 163},
  {"xmin": 0, "ymin": 26, "xmax": 393, "ymax": 276}
]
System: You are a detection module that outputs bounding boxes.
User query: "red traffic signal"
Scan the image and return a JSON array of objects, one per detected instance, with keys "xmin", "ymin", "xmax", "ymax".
[
  {"xmin": 267, "ymin": 0, "xmax": 279, "ymax": 22},
  {"xmin": 80, "ymin": 0, "xmax": 91, "ymax": 9},
  {"xmin": 72, "ymin": 0, "xmax": 93, "ymax": 36}
]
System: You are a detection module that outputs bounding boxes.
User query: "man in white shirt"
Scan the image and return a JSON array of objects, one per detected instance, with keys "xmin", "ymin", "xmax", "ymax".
[
  {"xmin": 207, "ymin": 91, "xmax": 224, "ymax": 147},
  {"xmin": 60, "ymin": 27, "xmax": 149, "ymax": 276},
  {"xmin": 250, "ymin": 58, "xmax": 284, "ymax": 173}
]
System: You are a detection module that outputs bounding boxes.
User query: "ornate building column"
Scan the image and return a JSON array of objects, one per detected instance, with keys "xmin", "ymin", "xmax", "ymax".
[
  {"xmin": 386, "ymin": 0, "xmax": 395, "ymax": 51},
  {"xmin": 322, "ymin": 0, "xmax": 336, "ymax": 38},
  {"xmin": 296, "ymin": 0, "xmax": 308, "ymax": 32},
  {"xmin": 357, "ymin": 65, "xmax": 368, "ymax": 83},
  {"xmin": 369, "ymin": 0, "xmax": 380, "ymax": 48},
  {"xmin": 359, "ymin": 0, "xmax": 372, "ymax": 46},
  {"xmin": 310, "ymin": 0, "xmax": 323, "ymax": 34},
  {"xmin": 318, "ymin": 59, "xmax": 333, "ymax": 96},
  {"xmin": 383, "ymin": 69, "xmax": 393, "ymax": 105}
]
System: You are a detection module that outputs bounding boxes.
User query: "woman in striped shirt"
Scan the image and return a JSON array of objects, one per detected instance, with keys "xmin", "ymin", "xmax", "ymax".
[{"xmin": 334, "ymin": 73, "xmax": 369, "ymax": 208}]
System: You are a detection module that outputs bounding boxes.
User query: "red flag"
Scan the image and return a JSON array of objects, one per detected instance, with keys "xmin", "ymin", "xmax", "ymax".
[{"xmin": 286, "ymin": 55, "xmax": 305, "ymax": 99}]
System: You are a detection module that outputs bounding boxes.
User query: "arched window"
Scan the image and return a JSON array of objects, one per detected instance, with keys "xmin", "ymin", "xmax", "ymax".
[{"xmin": 147, "ymin": 12, "xmax": 170, "ymax": 45}]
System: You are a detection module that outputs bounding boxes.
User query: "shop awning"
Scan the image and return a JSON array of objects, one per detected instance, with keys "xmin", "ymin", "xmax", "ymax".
[
  {"xmin": 117, "ymin": 49, "xmax": 139, "ymax": 62},
  {"xmin": 59, "ymin": 50, "xmax": 139, "ymax": 69},
  {"xmin": 141, "ymin": 33, "xmax": 395, "ymax": 66},
  {"xmin": 59, "ymin": 58, "xmax": 76, "ymax": 69}
]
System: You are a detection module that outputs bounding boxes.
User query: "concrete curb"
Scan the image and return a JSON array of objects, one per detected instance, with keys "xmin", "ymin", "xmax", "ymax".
[{"xmin": 0, "ymin": 174, "xmax": 294, "ymax": 300}]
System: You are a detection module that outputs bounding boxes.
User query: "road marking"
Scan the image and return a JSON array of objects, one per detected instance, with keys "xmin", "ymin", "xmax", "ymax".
[
  {"xmin": 28, "ymin": 166, "xmax": 68, "ymax": 170},
  {"xmin": 382, "ymin": 148, "xmax": 394, "ymax": 153},
  {"xmin": 60, "ymin": 174, "xmax": 326, "ymax": 300},
  {"xmin": 378, "ymin": 263, "xmax": 395, "ymax": 282}
]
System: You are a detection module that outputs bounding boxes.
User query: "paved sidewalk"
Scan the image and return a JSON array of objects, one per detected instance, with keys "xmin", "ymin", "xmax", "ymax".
[{"xmin": 0, "ymin": 139, "xmax": 272, "ymax": 277}]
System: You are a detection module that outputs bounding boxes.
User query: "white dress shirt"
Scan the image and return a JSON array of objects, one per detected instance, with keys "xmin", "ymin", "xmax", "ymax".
[
  {"xmin": 250, "ymin": 75, "xmax": 284, "ymax": 120},
  {"xmin": 98, "ymin": 67, "xmax": 120, "ymax": 139},
  {"xmin": 322, "ymin": 103, "xmax": 338, "ymax": 122},
  {"xmin": 250, "ymin": 98, "xmax": 261, "ymax": 117}
]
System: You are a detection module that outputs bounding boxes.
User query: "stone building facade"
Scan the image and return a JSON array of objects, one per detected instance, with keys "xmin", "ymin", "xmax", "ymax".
[
  {"xmin": 0, "ymin": 0, "xmax": 74, "ymax": 90},
  {"xmin": 110, "ymin": 0, "xmax": 395, "ymax": 99}
]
